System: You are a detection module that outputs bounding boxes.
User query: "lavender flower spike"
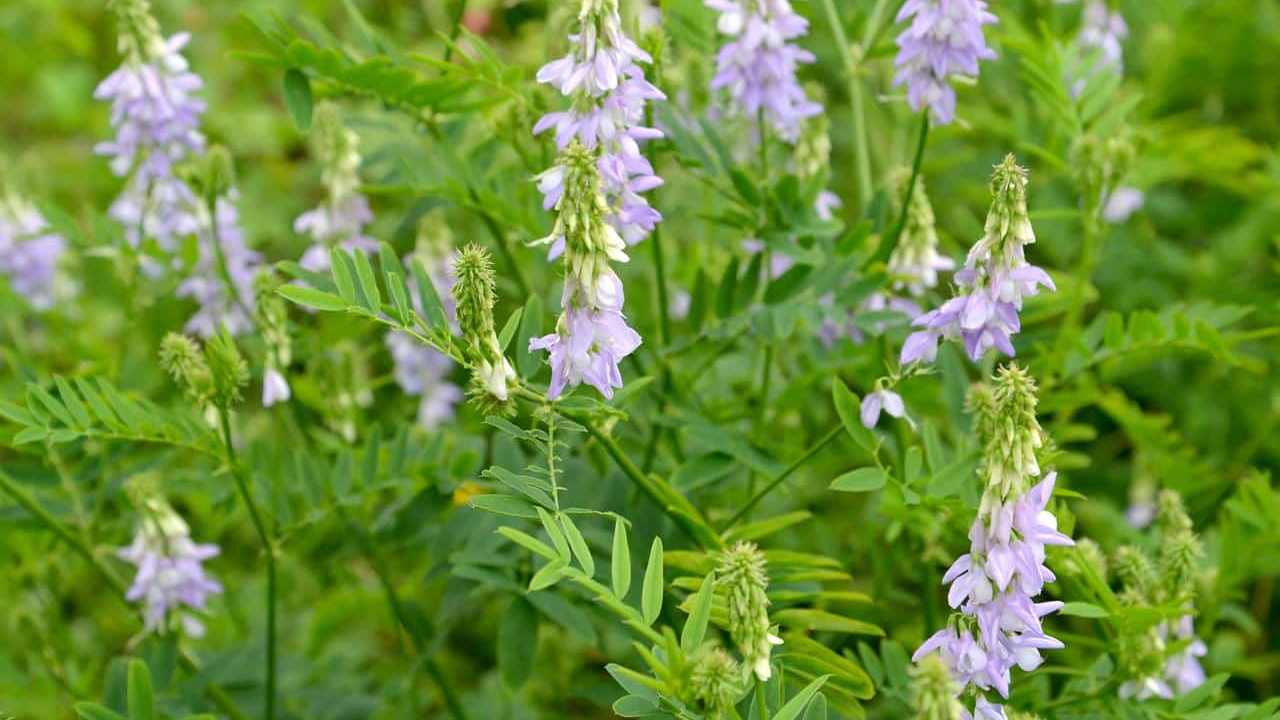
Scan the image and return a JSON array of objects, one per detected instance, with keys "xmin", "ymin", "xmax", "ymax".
[
  {"xmin": 117, "ymin": 499, "xmax": 223, "ymax": 637},
  {"xmin": 902, "ymin": 155, "xmax": 1053, "ymax": 366},
  {"xmin": 0, "ymin": 191, "xmax": 66, "ymax": 310},
  {"xmin": 96, "ymin": 0, "xmax": 206, "ymax": 251},
  {"xmin": 705, "ymin": 0, "xmax": 822, "ymax": 142},
  {"xmin": 534, "ymin": 0, "xmax": 665, "ymax": 247},
  {"xmin": 893, "ymin": 0, "xmax": 997, "ymax": 124},
  {"xmin": 295, "ymin": 103, "xmax": 379, "ymax": 272}
]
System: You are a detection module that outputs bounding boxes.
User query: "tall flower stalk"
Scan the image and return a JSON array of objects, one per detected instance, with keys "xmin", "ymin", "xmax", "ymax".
[
  {"xmin": 295, "ymin": 102, "xmax": 378, "ymax": 272},
  {"xmin": 913, "ymin": 365, "xmax": 1074, "ymax": 718}
]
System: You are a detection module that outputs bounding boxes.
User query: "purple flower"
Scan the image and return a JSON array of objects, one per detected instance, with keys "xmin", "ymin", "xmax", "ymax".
[
  {"xmin": 117, "ymin": 503, "xmax": 222, "ymax": 637},
  {"xmin": 176, "ymin": 194, "xmax": 260, "ymax": 337},
  {"xmin": 861, "ymin": 389, "xmax": 906, "ymax": 429},
  {"xmin": 706, "ymin": 0, "xmax": 822, "ymax": 142},
  {"xmin": 0, "ymin": 196, "xmax": 66, "ymax": 310},
  {"xmin": 386, "ymin": 331, "xmax": 462, "ymax": 430},
  {"xmin": 1079, "ymin": 1, "xmax": 1127, "ymax": 71},
  {"xmin": 96, "ymin": 33, "xmax": 207, "ymax": 250},
  {"xmin": 529, "ymin": 304, "xmax": 642, "ymax": 400},
  {"xmin": 1103, "ymin": 186, "xmax": 1144, "ymax": 224},
  {"xmin": 534, "ymin": 5, "xmax": 665, "ymax": 246},
  {"xmin": 893, "ymin": 0, "xmax": 997, "ymax": 124},
  {"xmin": 815, "ymin": 190, "xmax": 842, "ymax": 221},
  {"xmin": 821, "ymin": 292, "xmax": 922, "ymax": 348}
]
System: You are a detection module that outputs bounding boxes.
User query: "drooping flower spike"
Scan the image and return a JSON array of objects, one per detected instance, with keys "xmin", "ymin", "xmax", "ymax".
[
  {"xmin": 705, "ymin": 0, "xmax": 822, "ymax": 142},
  {"xmin": 893, "ymin": 0, "xmax": 998, "ymax": 124},
  {"xmin": 902, "ymin": 155, "xmax": 1054, "ymax": 366},
  {"xmin": 117, "ymin": 498, "xmax": 223, "ymax": 637}
]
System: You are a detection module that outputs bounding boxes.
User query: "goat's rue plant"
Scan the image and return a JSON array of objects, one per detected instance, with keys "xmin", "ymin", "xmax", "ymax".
[{"xmin": 0, "ymin": 0, "xmax": 1277, "ymax": 718}]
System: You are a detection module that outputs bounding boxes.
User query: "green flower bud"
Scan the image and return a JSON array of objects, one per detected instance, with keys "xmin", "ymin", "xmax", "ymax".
[
  {"xmin": 981, "ymin": 364, "xmax": 1044, "ymax": 499},
  {"xmin": 690, "ymin": 647, "xmax": 746, "ymax": 716},
  {"xmin": 716, "ymin": 542, "xmax": 781, "ymax": 682},
  {"xmin": 160, "ymin": 333, "xmax": 214, "ymax": 406},
  {"xmin": 1114, "ymin": 545, "xmax": 1156, "ymax": 603},
  {"xmin": 909, "ymin": 654, "xmax": 966, "ymax": 720},
  {"xmin": 108, "ymin": 0, "xmax": 164, "ymax": 62},
  {"xmin": 311, "ymin": 102, "xmax": 362, "ymax": 203},
  {"xmin": 887, "ymin": 167, "xmax": 946, "ymax": 293},
  {"xmin": 452, "ymin": 244, "xmax": 516, "ymax": 403},
  {"xmin": 1066, "ymin": 538, "xmax": 1109, "ymax": 583},
  {"xmin": 794, "ymin": 111, "xmax": 832, "ymax": 180},
  {"xmin": 254, "ymin": 273, "xmax": 292, "ymax": 369},
  {"xmin": 204, "ymin": 329, "xmax": 249, "ymax": 409},
  {"xmin": 979, "ymin": 155, "xmax": 1036, "ymax": 263}
]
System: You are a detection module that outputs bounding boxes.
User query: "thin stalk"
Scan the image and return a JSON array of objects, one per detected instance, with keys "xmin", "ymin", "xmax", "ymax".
[
  {"xmin": 443, "ymin": 0, "xmax": 468, "ymax": 62},
  {"xmin": 217, "ymin": 408, "xmax": 277, "ymax": 720},
  {"xmin": 0, "ymin": 469, "xmax": 248, "ymax": 720},
  {"xmin": 868, "ymin": 113, "xmax": 929, "ymax": 268},
  {"xmin": 755, "ymin": 680, "xmax": 770, "ymax": 720},
  {"xmin": 722, "ymin": 425, "xmax": 843, "ymax": 529},
  {"xmin": 819, "ymin": 0, "xmax": 873, "ymax": 209}
]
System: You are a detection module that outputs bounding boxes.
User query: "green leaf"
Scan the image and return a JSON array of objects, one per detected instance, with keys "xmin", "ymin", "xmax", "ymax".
[
  {"xmin": 723, "ymin": 511, "xmax": 812, "ymax": 543},
  {"xmin": 127, "ymin": 659, "xmax": 154, "ymax": 720},
  {"xmin": 410, "ymin": 258, "xmax": 450, "ymax": 330},
  {"xmin": 829, "ymin": 468, "xmax": 887, "ymax": 493},
  {"xmin": 715, "ymin": 257, "xmax": 739, "ymax": 319},
  {"xmin": 688, "ymin": 269, "xmax": 709, "ymax": 330},
  {"xmin": 536, "ymin": 507, "xmax": 572, "ymax": 561},
  {"xmin": 498, "ymin": 597, "xmax": 538, "ymax": 689},
  {"xmin": 612, "ymin": 695, "xmax": 659, "ymax": 717},
  {"xmin": 680, "ymin": 571, "xmax": 715, "ymax": 655},
  {"xmin": 528, "ymin": 558, "xmax": 568, "ymax": 591},
  {"xmin": 278, "ymin": 284, "xmax": 348, "ymax": 312},
  {"xmin": 559, "ymin": 513, "xmax": 595, "ymax": 577},
  {"xmin": 765, "ymin": 264, "xmax": 812, "ymax": 304},
  {"xmin": 497, "ymin": 526, "xmax": 559, "ymax": 561},
  {"xmin": 611, "ymin": 517, "xmax": 631, "ymax": 599},
  {"xmin": 282, "ymin": 68, "xmax": 313, "ymax": 130},
  {"xmin": 54, "ymin": 377, "xmax": 92, "ymax": 429},
  {"xmin": 774, "ymin": 609, "xmax": 884, "ymax": 636},
  {"xmin": 13, "ymin": 426, "xmax": 49, "ymax": 445},
  {"xmin": 1059, "ymin": 602, "xmax": 1110, "ymax": 618},
  {"xmin": 351, "ymin": 249, "xmax": 383, "ymax": 311},
  {"xmin": 498, "ymin": 307, "xmax": 523, "ymax": 354},
  {"xmin": 832, "ymin": 378, "xmax": 876, "ymax": 453},
  {"xmin": 515, "ymin": 295, "xmax": 545, "ymax": 378},
  {"xmin": 1175, "ymin": 673, "xmax": 1229, "ymax": 713},
  {"xmin": 330, "ymin": 248, "xmax": 358, "ymax": 304},
  {"xmin": 73, "ymin": 704, "xmax": 127, "ymax": 720},
  {"xmin": 773, "ymin": 675, "xmax": 830, "ymax": 720},
  {"xmin": 640, "ymin": 537, "xmax": 664, "ymax": 625},
  {"xmin": 469, "ymin": 494, "xmax": 537, "ymax": 519}
]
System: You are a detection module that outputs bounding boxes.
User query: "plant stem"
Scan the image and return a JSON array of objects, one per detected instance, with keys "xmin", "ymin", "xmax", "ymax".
[
  {"xmin": 0, "ymin": 468, "xmax": 248, "ymax": 720},
  {"xmin": 819, "ymin": 0, "xmax": 874, "ymax": 210},
  {"xmin": 755, "ymin": 680, "xmax": 770, "ymax": 720},
  {"xmin": 443, "ymin": 0, "xmax": 468, "ymax": 62},
  {"xmin": 217, "ymin": 408, "xmax": 277, "ymax": 720},
  {"xmin": 722, "ymin": 425, "xmax": 843, "ymax": 529},
  {"xmin": 868, "ymin": 113, "xmax": 929, "ymax": 268}
]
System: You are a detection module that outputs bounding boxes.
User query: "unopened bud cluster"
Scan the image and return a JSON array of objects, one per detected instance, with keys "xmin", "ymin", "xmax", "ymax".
[
  {"xmin": 715, "ymin": 541, "xmax": 782, "ymax": 682},
  {"xmin": 453, "ymin": 244, "xmax": 516, "ymax": 407}
]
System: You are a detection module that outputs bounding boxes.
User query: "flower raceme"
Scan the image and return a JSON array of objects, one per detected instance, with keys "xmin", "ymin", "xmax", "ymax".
[
  {"xmin": 0, "ymin": 190, "xmax": 66, "ymax": 310},
  {"xmin": 902, "ymin": 156, "xmax": 1054, "ymax": 366},
  {"xmin": 534, "ymin": 0, "xmax": 665, "ymax": 247},
  {"xmin": 295, "ymin": 103, "xmax": 378, "ymax": 272},
  {"xmin": 531, "ymin": 144, "xmax": 642, "ymax": 401},
  {"xmin": 893, "ymin": 0, "xmax": 998, "ymax": 124},
  {"xmin": 914, "ymin": 366, "xmax": 1072, "ymax": 718},
  {"xmin": 705, "ymin": 0, "xmax": 822, "ymax": 142},
  {"xmin": 117, "ymin": 499, "xmax": 223, "ymax": 638}
]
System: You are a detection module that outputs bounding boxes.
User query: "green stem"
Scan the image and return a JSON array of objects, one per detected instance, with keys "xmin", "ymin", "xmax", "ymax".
[
  {"xmin": 443, "ymin": 0, "xmax": 468, "ymax": 62},
  {"xmin": 1053, "ymin": 209, "xmax": 1101, "ymax": 376},
  {"xmin": 722, "ymin": 425, "xmax": 843, "ymax": 529},
  {"xmin": 0, "ymin": 469, "xmax": 248, "ymax": 720},
  {"xmin": 217, "ymin": 408, "xmax": 277, "ymax": 720},
  {"xmin": 755, "ymin": 680, "xmax": 770, "ymax": 720},
  {"xmin": 868, "ymin": 113, "xmax": 929, "ymax": 268},
  {"xmin": 819, "ymin": 0, "xmax": 873, "ymax": 210}
]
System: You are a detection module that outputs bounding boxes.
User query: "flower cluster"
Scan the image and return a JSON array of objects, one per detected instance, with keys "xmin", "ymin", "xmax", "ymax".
[
  {"xmin": 254, "ymin": 274, "xmax": 292, "ymax": 407},
  {"xmin": 295, "ymin": 103, "xmax": 378, "ymax": 272},
  {"xmin": 716, "ymin": 541, "xmax": 783, "ymax": 682},
  {"xmin": 0, "ymin": 191, "xmax": 65, "ymax": 310},
  {"xmin": 902, "ymin": 156, "xmax": 1054, "ymax": 365},
  {"xmin": 531, "ymin": 144, "xmax": 642, "ymax": 400},
  {"xmin": 95, "ymin": 0, "xmax": 206, "ymax": 251},
  {"xmin": 888, "ymin": 169, "xmax": 956, "ymax": 296},
  {"xmin": 705, "ymin": 0, "xmax": 822, "ymax": 142},
  {"xmin": 534, "ymin": 0, "xmax": 665, "ymax": 247},
  {"xmin": 117, "ymin": 498, "xmax": 223, "ymax": 637},
  {"xmin": 914, "ymin": 366, "xmax": 1073, "ymax": 718},
  {"xmin": 893, "ymin": 0, "xmax": 998, "ymax": 124},
  {"xmin": 176, "ymin": 191, "xmax": 261, "ymax": 338}
]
